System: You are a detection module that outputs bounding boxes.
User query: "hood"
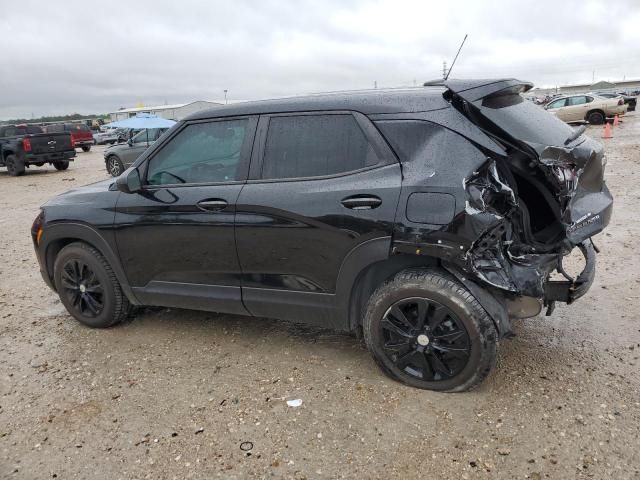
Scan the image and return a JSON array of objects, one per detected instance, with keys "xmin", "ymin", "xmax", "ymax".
[{"xmin": 44, "ymin": 178, "xmax": 116, "ymax": 206}]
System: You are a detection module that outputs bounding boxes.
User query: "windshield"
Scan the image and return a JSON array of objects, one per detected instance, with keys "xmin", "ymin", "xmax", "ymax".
[{"xmin": 478, "ymin": 92, "xmax": 576, "ymax": 147}]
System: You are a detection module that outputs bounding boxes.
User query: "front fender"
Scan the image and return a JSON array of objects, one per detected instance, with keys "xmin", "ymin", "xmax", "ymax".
[{"xmin": 38, "ymin": 222, "xmax": 140, "ymax": 304}]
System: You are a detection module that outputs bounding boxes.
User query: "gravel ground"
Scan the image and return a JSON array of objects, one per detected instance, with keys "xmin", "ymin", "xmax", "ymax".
[{"xmin": 1, "ymin": 115, "xmax": 639, "ymax": 480}]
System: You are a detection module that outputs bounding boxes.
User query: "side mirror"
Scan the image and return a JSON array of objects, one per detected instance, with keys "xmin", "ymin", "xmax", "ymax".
[
  {"xmin": 127, "ymin": 138, "xmax": 133, "ymax": 146},
  {"xmin": 116, "ymin": 167, "xmax": 142, "ymax": 194}
]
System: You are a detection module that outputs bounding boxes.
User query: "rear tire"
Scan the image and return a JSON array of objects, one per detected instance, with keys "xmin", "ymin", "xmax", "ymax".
[
  {"xmin": 53, "ymin": 242, "xmax": 130, "ymax": 328},
  {"xmin": 586, "ymin": 110, "xmax": 605, "ymax": 125},
  {"xmin": 5, "ymin": 154, "xmax": 25, "ymax": 176},
  {"xmin": 81, "ymin": 145, "xmax": 91, "ymax": 152},
  {"xmin": 363, "ymin": 268, "xmax": 497, "ymax": 392},
  {"xmin": 53, "ymin": 161, "xmax": 69, "ymax": 171}
]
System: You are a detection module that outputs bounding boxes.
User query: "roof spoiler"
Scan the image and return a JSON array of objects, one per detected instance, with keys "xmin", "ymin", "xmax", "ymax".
[{"xmin": 424, "ymin": 78, "xmax": 534, "ymax": 103}]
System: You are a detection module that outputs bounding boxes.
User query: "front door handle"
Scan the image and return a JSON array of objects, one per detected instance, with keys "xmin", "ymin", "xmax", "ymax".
[
  {"xmin": 196, "ymin": 199, "xmax": 228, "ymax": 211},
  {"xmin": 341, "ymin": 195, "xmax": 382, "ymax": 210}
]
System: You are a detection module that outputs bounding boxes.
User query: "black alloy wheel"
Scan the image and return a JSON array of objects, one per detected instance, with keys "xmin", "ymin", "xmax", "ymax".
[
  {"xmin": 60, "ymin": 258, "xmax": 105, "ymax": 318},
  {"xmin": 53, "ymin": 242, "xmax": 130, "ymax": 328},
  {"xmin": 363, "ymin": 269, "xmax": 497, "ymax": 392},
  {"xmin": 381, "ymin": 297, "xmax": 470, "ymax": 381}
]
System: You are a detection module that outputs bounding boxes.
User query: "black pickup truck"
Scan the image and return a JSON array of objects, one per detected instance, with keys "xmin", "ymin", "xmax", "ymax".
[{"xmin": 0, "ymin": 124, "xmax": 76, "ymax": 176}]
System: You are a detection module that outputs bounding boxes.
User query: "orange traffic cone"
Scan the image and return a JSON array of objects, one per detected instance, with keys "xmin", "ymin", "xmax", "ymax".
[
  {"xmin": 613, "ymin": 114, "xmax": 619, "ymax": 127},
  {"xmin": 603, "ymin": 121, "xmax": 613, "ymax": 139}
]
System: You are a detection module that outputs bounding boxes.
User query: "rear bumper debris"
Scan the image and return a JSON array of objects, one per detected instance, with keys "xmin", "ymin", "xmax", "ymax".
[{"xmin": 543, "ymin": 240, "xmax": 596, "ymax": 304}]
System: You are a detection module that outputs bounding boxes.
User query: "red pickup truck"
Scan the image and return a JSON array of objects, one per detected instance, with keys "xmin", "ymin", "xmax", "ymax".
[{"xmin": 44, "ymin": 123, "xmax": 94, "ymax": 152}]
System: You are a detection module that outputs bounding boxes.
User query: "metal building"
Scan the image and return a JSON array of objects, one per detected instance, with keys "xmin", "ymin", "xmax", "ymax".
[{"xmin": 109, "ymin": 101, "xmax": 222, "ymax": 122}]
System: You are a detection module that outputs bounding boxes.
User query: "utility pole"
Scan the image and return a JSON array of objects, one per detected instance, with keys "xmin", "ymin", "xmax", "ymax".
[
  {"xmin": 592, "ymin": 70, "xmax": 595, "ymax": 83},
  {"xmin": 442, "ymin": 61, "xmax": 448, "ymax": 80},
  {"xmin": 224, "ymin": 90, "xmax": 228, "ymax": 105},
  {"xmin": 374, "ymin": 80, "xmax": 377, "ymax": 89}
]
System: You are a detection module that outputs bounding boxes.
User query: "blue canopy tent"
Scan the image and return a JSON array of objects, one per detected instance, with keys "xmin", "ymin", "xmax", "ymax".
[{"xmin": 105, "ymin": 113, "xmax": 177, "ymax": 144}]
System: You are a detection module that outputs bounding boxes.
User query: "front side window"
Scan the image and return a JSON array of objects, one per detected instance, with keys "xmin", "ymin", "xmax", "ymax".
[
  {"xmin": 546, "ymin": 98, "xmax": 566, "ymax": 109},
  {"xmin": 147, "ymin": 119, "xmax": 248, "ymax": 185},
  {"xmin": 132, "ymin": 129, "xmax": 166, "ymax": 144},
  {"xmin": 261, "ymin": 114, "xmax": 380, "ymax": 179}
]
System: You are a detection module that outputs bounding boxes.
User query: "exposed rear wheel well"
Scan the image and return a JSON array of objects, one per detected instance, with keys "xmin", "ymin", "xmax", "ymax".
[{"xmin": 348, "ymin": 254, "xmax": 439, "ymax": 332}]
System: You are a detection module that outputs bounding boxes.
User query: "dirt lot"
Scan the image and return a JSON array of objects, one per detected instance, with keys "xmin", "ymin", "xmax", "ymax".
[{"xmin": 1, "ymin": 116, "xmax": 639, "ymax": 480}]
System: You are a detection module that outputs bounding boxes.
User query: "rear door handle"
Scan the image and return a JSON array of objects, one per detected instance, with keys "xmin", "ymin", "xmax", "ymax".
[
  {"xmin": 196, "ymin": 199, "xmax": 228, "ymax": 211},
  {"xmin": 341, "ymin": 195, "xmax": 382, "ymax": 210}
]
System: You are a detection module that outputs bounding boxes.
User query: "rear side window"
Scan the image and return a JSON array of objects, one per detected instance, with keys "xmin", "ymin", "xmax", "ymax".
[
  {"xmin": 480, "ymin": 92, "xmax": 575, "ymax": 147},
  {"xmin": 375, "ymin": 120, "xmax": 442, "ymax": 164},
  {"xmin": 45, "ymin": 124, "xmax": 64, "ymax": 133},
  {"xmin": 261, "ymin": 114, "xmax": 380, "ymax": 179},
  {"xmin": 567, "ymin": 96, "xmax": 587, "ymax": 106},
  {"xmin": 65, "ymin": 123, "xmax": 90, "ymax": 132}
]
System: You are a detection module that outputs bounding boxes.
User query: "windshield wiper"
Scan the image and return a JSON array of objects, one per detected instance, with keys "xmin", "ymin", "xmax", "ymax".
[{"xmin": 565, "ymin": 125, "xmax": 586, "ymax": 146}]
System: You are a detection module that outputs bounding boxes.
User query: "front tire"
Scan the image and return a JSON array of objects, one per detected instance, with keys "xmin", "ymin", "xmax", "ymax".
[
  {"xmin": 106, "ymin": 155, "xmax": 124, "ymax": 177},
  {"xmin": 363, "ymin": 268, "xmax": 497, "ymax": 392},
  {"xmin": 5, "ymin": 154, "xmax": 25, "ymax": 176},
  {"xmin": 53, "ymin": 242, "xmax": 130, "ymax": 328},
  {"xmin": 53, "ymin": 161, "xmax": 69, "ymax": 171},
  {"xmin": 81, "ymin": 145, "xmax": 91, "ymax": 152}
]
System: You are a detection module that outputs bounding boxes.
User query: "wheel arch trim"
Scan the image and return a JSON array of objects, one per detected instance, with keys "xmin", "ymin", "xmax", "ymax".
[
  {"xmin": 39, "ymin": 222, "xmax": 140, "ymax": 304},
  {"xmin": 441, "ymin": 262, "xmax": 512, "ymax": 338}
]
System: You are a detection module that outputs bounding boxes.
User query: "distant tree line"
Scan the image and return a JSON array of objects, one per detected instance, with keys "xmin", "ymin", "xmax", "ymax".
[{"xmin": 1, "ymin": 113, "xmax": 109, "ymax": 125}]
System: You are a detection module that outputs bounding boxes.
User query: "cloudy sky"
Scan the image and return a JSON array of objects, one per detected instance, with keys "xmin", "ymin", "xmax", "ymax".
[{"xmin": 1, "ymin": 0, "xmax": 639, "ymax": 119}]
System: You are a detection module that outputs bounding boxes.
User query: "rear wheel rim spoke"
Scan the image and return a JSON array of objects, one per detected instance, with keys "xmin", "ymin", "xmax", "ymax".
[{"xmin": 380, "ymin": 297, "xmax": 471, "ymax": 382}]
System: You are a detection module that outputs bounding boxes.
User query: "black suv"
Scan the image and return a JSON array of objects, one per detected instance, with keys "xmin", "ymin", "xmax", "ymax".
[{"xmin": 32, "ymin": 79, "xmax": 613, "ymax": 392}]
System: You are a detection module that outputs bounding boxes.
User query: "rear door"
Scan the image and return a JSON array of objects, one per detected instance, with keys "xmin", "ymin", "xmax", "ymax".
[
  {"xmin": 563, "ymin": 96, "xmax": 589, "ymax": 122},
  {"xmin": 235, "ymin": 112, "xmax": 401, "ymax": 327}
]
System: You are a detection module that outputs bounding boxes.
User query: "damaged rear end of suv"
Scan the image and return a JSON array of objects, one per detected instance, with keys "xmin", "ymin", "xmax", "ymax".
[
  {"xmin": 366, "ymin": 79, "xmax": 613, "ymax": 391},
  {"xmin": 384, "ymin": 78, "xmax": 612, "ymax": 346},
  {"xmin": 449, "ymin": 80, "xmax": 612, "ymax": 314}
]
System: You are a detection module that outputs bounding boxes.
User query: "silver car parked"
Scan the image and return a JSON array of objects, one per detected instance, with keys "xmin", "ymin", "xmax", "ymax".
[{"xmin": 104, "ymin": 128, "xmax": 168, "ymax": 176}]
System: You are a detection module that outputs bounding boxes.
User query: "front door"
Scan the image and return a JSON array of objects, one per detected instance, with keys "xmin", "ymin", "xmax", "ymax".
[
  {"xmin": 114, "ymin": 116, "xmax": 257, "ymax": 314},
  {"xmin": 235, "ymin": 112, "xmax": 401, "ymax": 328}
]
